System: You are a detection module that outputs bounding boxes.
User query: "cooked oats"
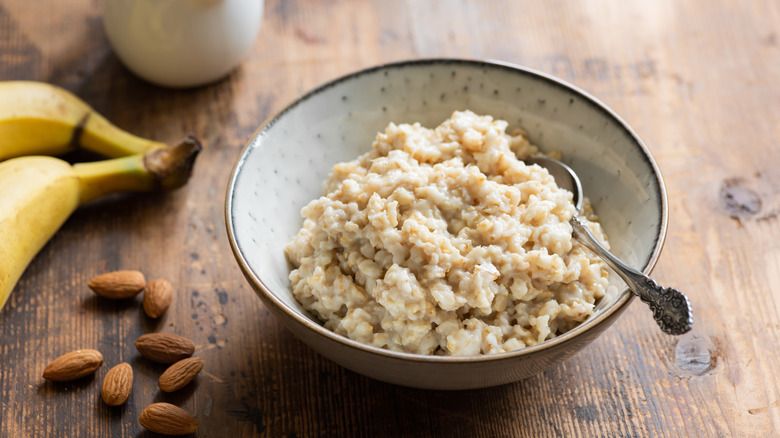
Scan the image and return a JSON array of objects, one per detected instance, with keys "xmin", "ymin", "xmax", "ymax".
[{"xmin": 285, "ymin": 110, "xmax": 612, "ymax": 356}]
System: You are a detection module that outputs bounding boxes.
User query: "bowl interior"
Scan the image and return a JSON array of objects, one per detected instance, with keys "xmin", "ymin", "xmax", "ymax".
[{"xmin": 228, "ymin": 59, "xmax": 665, "ymax": 345}]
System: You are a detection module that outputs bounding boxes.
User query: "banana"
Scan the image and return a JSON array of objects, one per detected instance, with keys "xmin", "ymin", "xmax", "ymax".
[
  {"xmin": 0, "ymin": 81, "xmax": 168, "ymax": 161},
  {"xmin": 0, "ymin": 136, "xmax": 201, "ymax": 310}
]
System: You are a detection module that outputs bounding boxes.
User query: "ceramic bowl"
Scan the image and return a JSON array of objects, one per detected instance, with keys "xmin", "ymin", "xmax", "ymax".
[{"xmin": 226, "ymin": 59, "xmax": 667, "ymax": 390}]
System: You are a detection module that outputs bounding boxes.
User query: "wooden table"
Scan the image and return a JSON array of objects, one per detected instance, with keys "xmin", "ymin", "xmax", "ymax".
[{"xmin": 2, "ymin": 1, "xmax": 778, "ymax": 436}]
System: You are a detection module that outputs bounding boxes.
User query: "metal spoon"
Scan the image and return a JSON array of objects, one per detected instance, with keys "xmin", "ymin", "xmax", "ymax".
[{"xmin": 526, "ymin": 157, "xmax": 693, "ymax": 335}]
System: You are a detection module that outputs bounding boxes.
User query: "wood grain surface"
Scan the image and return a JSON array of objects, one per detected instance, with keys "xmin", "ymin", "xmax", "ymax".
[{"xmin": 2, "ymin": 1, "xmax": 779, "ymax": 436}]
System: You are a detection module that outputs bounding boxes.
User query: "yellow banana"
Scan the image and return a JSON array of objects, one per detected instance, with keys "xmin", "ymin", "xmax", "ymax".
[
  {"xmin": 0, "ymin": 137, "xmax": 201, "ymax": 310},
  {"xmin": 0, "ymin": 81, "xmax": 168, "ymax": 161}
]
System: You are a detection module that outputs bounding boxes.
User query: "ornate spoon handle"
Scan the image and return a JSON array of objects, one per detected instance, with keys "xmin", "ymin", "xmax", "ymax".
[{"xmin": 570, "ymin": 216, "xmax": 693, "ymax": 335}]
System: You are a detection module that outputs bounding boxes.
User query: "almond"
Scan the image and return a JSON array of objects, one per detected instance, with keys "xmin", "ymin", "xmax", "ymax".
[
  {"xmin": 158, "ymin": 357, "xmax": 204, "ymax": 392},
  {"xmin": 135, "ymin": 333, "xmax": 195, "ymax": 364},
  {"xmin": 142, "ymin": 278, "xmax": 174, "ymax": 318},
  {"xmin": 139, "ymin": 402, "xmax": 197, "ymax": 435},
  {"xmin": 101, "ymin": 362, "xmax": 133, "ymax": 406},
  {"xmin": 88, "ymin": 270, "xmax": 146, "ymax": 299},
  {"xmin": 42, "ymin": 349, "xmax": 103, "ymax": 381}
]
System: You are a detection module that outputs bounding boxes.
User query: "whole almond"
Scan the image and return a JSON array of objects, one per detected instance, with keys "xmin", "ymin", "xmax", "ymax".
[
  {"xmin": 135, "ymin": 333, "xmax": 195, "ymax": 364},
  {"xmin": 139, "ymin": 402, "xmax": 197, "ymax": 435},
  {"xmin": 143, "ymin": 278, "xmax": 173, "ymax": 318},
  {"xmin": 101, "ymin": 362, "xmax": 133, "ymax": 406},
  {"xmin": 88, "ymin": 270, "xmax": 146, "ymax": 299},
  {"xmin": 42, "ymin": 349, "xmax": 103, "ymax": 381},
  {"xmin": 158, "ymin": 357, "xmax": 204, "ymax": 392}
]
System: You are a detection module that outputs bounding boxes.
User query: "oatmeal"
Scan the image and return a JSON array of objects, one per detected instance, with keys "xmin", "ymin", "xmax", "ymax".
[{"xmin": 284, "ymin": 110, "xmax": 612, "ymax": 356}]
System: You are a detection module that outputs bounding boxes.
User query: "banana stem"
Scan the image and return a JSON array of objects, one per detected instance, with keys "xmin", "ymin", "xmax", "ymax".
[
  {"xmin": 75, "ymin": 155, "xmax": 155, "ymax": 204},
  {"xmin": 74, "ymin": 135, "xmax": 202, "ymax": 205},
  {"xmin": 79, "ymin": 112, "xmax": 169, "ymax": 158}
]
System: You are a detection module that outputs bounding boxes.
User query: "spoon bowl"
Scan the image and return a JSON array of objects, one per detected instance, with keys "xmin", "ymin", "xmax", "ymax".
[
  {"xmin": 528, "ymin": 156, "xmax": 693, "ymax": 335},
  {"xmin": 526, "ymin": 157, "xmax": 583, "ymax": 211}
]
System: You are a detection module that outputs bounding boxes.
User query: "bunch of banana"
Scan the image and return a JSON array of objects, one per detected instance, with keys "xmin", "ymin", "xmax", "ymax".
[{"xmin": 0, "ymin": 81, "xmax": 202, "ymax": 311}]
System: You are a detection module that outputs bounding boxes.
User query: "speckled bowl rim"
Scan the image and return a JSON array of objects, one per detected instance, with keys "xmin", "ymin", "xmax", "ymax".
[{"xmin": 225, "ymin": 58, "xmax": 668, "ymax": 365}]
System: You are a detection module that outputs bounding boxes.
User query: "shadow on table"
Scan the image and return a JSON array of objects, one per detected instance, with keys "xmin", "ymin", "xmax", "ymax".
[{"xmin": 216, "ymin": 327, "xmax": 550, "ymax": 438}]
